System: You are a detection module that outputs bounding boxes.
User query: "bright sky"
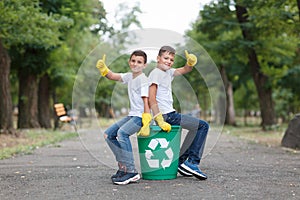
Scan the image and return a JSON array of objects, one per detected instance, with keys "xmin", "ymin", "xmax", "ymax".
[{"xmin": 100, "ymin": 0, "xmax": 212, "ymax": 34}]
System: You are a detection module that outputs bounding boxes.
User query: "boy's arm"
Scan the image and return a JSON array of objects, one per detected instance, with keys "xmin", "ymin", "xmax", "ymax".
[
  {"xmin": 173, "ymin": 65, "xmax": 193, "ymax": 76},
  {"xmin": 149, "ymin": 84, "xmax": 160, "ymax": 116},
  {"xmin": 142, "ymin": 96, "xmax": 150, "ymax": 113},
  {"xmin": 174, "ymin": 50, "xmax": 197, "ymax": 76},
  {"xmin": 96, "ymin": 54, "xmax": 122, "ymax": 81},
  {"xmin": 105, "ymin": 71, "xmax": 122, "ymax": 81},
  {"xmin": 149, "ymin": 83, "xmax": 171, "ymax": 132}
]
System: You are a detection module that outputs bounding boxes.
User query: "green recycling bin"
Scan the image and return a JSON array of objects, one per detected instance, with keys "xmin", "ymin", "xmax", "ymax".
[{"xmin": 137, "ymin": 125, "xmax": 182, "ymax": 180}]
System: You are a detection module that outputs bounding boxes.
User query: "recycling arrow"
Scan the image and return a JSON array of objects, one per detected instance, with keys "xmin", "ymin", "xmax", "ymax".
[{"xmin": 145, "ymin": 138, "xmax": 174, "ymax": 169}]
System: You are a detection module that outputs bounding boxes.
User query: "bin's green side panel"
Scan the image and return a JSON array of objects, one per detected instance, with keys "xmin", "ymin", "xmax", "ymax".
[{"xmin": 137, "ymin": 125, "xmax": 182, "ymax": 180}]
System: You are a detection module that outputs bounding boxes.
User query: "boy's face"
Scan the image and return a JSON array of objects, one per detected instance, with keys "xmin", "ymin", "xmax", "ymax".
[
  {"xmin": 128, "ymin": 55, "xmax": 146, "ymax": 73},
  {"xmin": 157, "ymin": 51, "xmax": 175, "ymax": 71}
]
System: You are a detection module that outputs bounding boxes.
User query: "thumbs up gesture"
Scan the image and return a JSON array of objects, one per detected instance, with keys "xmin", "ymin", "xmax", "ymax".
[
  {"xmin": 96, "ymin": 54, "xmax": 110, "ymax": 76},
  {"xmin": 185, "ymin": 50, "xmax": 197, "ymax": 67}
]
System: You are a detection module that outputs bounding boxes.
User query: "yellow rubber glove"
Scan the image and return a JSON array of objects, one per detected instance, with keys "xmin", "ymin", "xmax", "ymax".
[
  {"xmin": 154, "ymin": 113, "xmax": 171, "ymax": 132},
  {"xmin": 96, "ymin": 54, "xmax": 110, "ymax": 76},
  {"xmin": 137, "ymin": 113, "xmax": 152, "ymax": 137},
  {"xmin": 185, "ymin": 50, "xmax": 197, "ymax": 67}
]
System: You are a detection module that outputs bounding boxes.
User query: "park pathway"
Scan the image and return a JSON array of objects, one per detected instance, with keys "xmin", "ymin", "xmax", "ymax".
[{"xmin": 0, "ymin": 128, "xmax": 299, "ymax": 200}]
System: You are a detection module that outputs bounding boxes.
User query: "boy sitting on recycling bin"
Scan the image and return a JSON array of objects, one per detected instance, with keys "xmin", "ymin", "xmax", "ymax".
[{"xmin": 148, "ymin": 46, "xmax": 210, "ymax": 180}]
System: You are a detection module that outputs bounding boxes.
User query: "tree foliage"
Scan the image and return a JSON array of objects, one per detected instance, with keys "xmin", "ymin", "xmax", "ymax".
[
  {"xmin": 0, "ymin": 0, "xmax": 73, "ymax": 131},
  {"xmin": 0, "ymin": 0, "xmax": 72, "ymax": 48},
  {"xmin": 188, "ymin": 0, "xmax": 299, "ymax": 128}
]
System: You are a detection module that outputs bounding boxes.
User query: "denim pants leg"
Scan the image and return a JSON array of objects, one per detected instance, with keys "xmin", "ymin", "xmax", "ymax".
[
  {"xmin": 117, "ymin": 116, "xmax": 142, "ymax": 172},
  {"xmin": 164, "ymin": 112, "xmax": 209, "ymax": 165},
  {"xmin": 104, "ymin": 116, "xmax": 142, "ymax": 172},
  {"xmin": 104, "ymin": 117, "xmax": 130, "ymax": 163}
]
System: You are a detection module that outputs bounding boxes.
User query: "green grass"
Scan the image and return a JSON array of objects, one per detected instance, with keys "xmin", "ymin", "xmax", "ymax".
[
  {"xmin": 0, "ymin": 130, "xmax": 77, "ymax": 160},
  {"xmin": 0, "ymin": 117, "xmax": 114, "ymax": 160},
  {"xmin": 223, "ymin": 124, "xmax": 287, "ymax": 147}
]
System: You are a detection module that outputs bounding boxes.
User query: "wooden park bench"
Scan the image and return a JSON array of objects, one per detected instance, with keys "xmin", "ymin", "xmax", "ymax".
[{"xmin": 54, "ymin": 103, "xmax": 77, "ymax": 131}]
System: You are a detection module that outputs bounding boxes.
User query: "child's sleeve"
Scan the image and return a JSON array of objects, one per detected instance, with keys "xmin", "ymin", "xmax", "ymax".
[
  {"xmin": 140, "ymin": 75, "xmax": 149, "ymax": 97},
  {"xmin": 120, "ymin": 72, "xmax": 129, "ymax": 84},
  {"xmin": 169, "ymin": 68, "xmax": 176, "ymax": 78},
  {"xmin": 148, "ymin": 69, "xmax": 160, "ymax": 85}
]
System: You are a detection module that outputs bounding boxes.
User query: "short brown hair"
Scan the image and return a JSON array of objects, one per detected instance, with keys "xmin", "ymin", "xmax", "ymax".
[
  {"xmin": 158, "ymin": 46, "xmax": 176, "ymax": 56},
  {"xmin": 130, "ymin": 50, "xmax": 147, "ymax": 64}
]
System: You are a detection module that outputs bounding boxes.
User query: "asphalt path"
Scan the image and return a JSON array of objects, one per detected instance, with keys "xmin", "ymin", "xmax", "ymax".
[{"xmin": 0, "ymin": 128, "xmax": 299, "ymax": 200}]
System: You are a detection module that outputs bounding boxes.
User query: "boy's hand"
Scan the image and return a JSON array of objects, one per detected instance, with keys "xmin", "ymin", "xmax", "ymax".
[
  {"xmin": 154, "ymin": 113, "xmax": 171, "ymax": 132},
  {"xmin": 137, "ymin": 113, "xmax": 152, "ymax": 137},
  {"xmin": 96, "ymin": 54, "xmax": 110, "ymax": 76},
  {"xmin": 185, "ymin": 50, "xmax": 197, "ymax": 67}
]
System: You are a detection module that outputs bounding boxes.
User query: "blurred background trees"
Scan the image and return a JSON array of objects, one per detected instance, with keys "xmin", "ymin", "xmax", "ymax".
[
  {"xmin": 188, "ymin": 0, "xmax": 300, "ymax": 130},
  {"xmin": 0, "ymin": 0, "xmax": 299, "ymax": 134}
]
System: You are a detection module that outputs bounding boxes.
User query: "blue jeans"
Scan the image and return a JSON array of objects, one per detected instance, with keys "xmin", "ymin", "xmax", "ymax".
[
  {"xmin": 104, "ymin": 116, "xmax": 142, "ymax": 172},
  {"xmin": 163, "ymin": 111, "xmax": 209, "ymax": 165}
]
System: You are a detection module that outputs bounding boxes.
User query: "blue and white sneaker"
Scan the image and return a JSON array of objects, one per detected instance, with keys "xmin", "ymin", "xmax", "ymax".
[
  {"xmin": 111, "ymin": 170, "xmax": 126, "ymax": 180},
  {"xmin": 178, "ymin": 165, "xmax": 193, "ymax": 177},
  {"xmin": 180, "ymin": 161, "xmax": 207, "ymax": 180},
  {"xmin": 112, "ymin": 172, "xmax": 140, "ymax": 185}
]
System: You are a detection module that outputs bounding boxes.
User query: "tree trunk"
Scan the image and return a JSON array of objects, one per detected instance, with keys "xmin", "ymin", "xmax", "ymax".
[
  {"xmin": 202, "ymin": 92, "xmax": 208, "ymax": 121},
  {"xmin": 220, "ymin": 65, "xmax": 236, "ymax": 126},
  {"xmin": 38, "ymin": 73, "xmax": 52, "ymax": 128},
  {"xmin": 0, "ymin": 39, "xmax": 15, "ymax": 134},
  {"xmin": 52, "ymin": 89, "xmax": 60, "ymax": 130},
  {"xmin": 216, "ymin": 92, "xmax": 226, "ymax": 125},
  {"xmin": 297, "ymin": 0, "xmax": 300, "ymax": 19},
  {"xmin": 18, "ymin": 72, "xmax": 40, "ymax": 128},
  {"xmin": 79, "ymin": 106, "xmax": 87, "ymax": 118},
  {"xmin": 235, "ymin": 4, "xmax": 276, "ymax": 130},
  {"xmin": 243, "ymin": 109, "xmax": 248, "ymax": 126}
]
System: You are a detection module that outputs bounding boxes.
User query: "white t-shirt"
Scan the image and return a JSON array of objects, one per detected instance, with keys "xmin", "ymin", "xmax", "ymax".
[
  {"xmin": 148, "ymin": 68, "xmax": 176, "ymax": 114},
  {"xmin": 121, "ymin": 73, "xmax": 149, "ymax": 117}
]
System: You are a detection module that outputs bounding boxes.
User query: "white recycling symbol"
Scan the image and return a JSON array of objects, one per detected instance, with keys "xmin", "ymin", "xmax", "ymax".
[{"xmin": 145, "ymin": 138, "xmax": 173, "ymax": 169}]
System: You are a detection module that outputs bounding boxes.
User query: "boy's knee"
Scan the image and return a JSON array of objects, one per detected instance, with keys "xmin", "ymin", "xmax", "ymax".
[
  {"xmin": 117, "ymin": 130, "xmax": 128, "ymax": 142},
  {"xmin": 117, "ymin": 132, "xmax": 123, "ymax": 140},
  {"xmin": 199, "ymin": 120, "xmax": 209, "ymax": 130},
  {"xmin": 205, "ymin": 121, "xmax": 209, "ymax": 129}
]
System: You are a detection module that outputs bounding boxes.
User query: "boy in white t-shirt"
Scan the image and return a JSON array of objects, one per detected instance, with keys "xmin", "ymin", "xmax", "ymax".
[
  {"xmin": 148, "ymin": 46, "xmax": 209, "ymax": 180},
  {"xmin": 96, "ymin": 50, "xmax": 151, "ymax": 185}
]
